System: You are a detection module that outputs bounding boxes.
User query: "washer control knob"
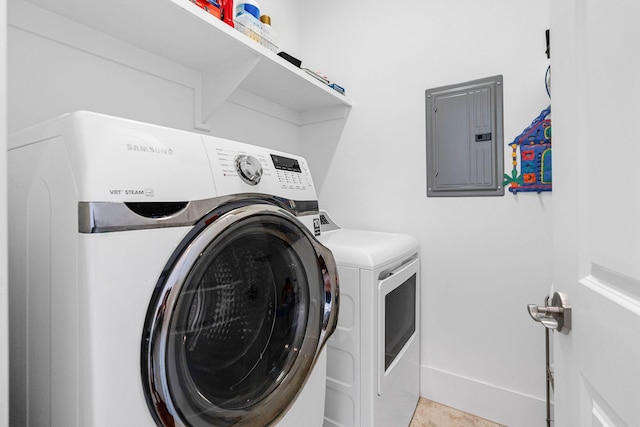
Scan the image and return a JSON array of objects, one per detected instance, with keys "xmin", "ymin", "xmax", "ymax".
[{"xmin": 235, "ymin": 154, "xmax": 263, "ymax": 185}]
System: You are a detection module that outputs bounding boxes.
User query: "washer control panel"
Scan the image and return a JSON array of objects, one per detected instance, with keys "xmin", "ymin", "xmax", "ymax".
[
  {"xmin": 271, "ymin": 154, "xmax": 313, "ymax": 190},
  {"xmin": 235, "ymin": 154, "xmax": 263, "ymax": 185},
  {"xmin": 204, "ymin": 136, "xmax": 315, "ymax": 199}
]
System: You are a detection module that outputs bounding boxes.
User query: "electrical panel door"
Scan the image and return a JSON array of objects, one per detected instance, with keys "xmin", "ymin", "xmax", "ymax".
[{"xmin": 426, "ymin": 75, "xmax": 504, "ymax": 197}]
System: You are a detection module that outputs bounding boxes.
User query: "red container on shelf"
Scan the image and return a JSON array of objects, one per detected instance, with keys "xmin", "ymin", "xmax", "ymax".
[
  {"xmin": 220, "ymin": 0, "xmax": 235, "ymax": 27},
  {"xmin": 206, "ymin": 1, "xmax": 221, "ymax": 19},
  {"xmin": 193, "ymin": 0, "xmax": 221, "ymax": 19},
  {"xmin": 194, "ymin": 0, "xmax": 208, "ymax": 9}
]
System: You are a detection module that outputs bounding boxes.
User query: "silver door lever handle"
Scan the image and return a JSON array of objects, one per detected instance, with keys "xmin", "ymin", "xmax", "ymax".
[{"xmin": 527, "ymin": 291, "xmax": 571, "ymax": 334}]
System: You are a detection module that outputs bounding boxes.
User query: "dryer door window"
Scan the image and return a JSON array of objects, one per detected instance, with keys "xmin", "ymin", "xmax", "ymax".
[
  {"xmin": 377, "ymin": 257, "xmax": 419, "ymax": 396},
  {"xmin": 143, "ymin": 204, "xmax": 338, "ymax": 427}
]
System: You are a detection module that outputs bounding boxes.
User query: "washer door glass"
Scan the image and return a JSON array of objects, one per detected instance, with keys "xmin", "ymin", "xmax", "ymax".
[{"xmin": 143, "ymin": 204, "xmax": 337, "ymax": 427}]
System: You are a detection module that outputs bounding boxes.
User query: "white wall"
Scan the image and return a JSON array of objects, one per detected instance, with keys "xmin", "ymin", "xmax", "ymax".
[
  {"xmin": 257, "ymin": 0, "xmax": 301, "ymax": 60},
  {"xmin": 1, "ymin": 0, "xmax": 8, "ymax": 425},
  {"xmin": 298, "ymin": 1, "xmax": 552, "ymax": 426},
  {"xmin": 0, "ymin": 0, "xmax": 9, "ymax": 427}
]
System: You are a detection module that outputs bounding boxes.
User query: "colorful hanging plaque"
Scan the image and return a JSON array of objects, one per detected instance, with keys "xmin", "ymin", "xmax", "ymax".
[{"xmin": 504, "ymin": 106, "xmax": 552, "ymax": 193}]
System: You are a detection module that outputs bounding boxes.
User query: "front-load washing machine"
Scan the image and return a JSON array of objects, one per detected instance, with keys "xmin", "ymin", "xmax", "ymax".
[
  {"xmin": 318, "ymin": 212, "xmax": 420, "ymax": 427},
  {"xmin": 8, "ymin": 111, "xmax": 338, "ymax": 427}
]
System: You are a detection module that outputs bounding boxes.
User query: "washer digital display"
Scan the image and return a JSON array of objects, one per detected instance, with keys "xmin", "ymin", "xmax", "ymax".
[{"xmin": 271, "ymin": 154, "xmax": 301, "ymax": 173}]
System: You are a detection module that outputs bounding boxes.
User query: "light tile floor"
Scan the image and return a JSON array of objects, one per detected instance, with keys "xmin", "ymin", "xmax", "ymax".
[{"xmin": 410, "ymin": 398, "xmax": 505, "ymax": 427}]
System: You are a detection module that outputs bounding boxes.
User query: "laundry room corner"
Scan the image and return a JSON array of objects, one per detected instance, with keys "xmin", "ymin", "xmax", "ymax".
[{"xmin": 297, "ymin": 1, "xmax": 552, "ymax": 426}]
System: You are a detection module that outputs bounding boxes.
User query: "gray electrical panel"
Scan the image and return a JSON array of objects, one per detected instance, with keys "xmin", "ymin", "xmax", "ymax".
[{"xmin": 425, "ymin": 75, "xmax": 504, "ymax": 197}]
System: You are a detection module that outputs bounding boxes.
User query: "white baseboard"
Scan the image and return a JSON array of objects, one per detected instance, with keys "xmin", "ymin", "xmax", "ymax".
[{"xmin": 420, "ymin": 365, "xmax": 548, "ymax": 427}]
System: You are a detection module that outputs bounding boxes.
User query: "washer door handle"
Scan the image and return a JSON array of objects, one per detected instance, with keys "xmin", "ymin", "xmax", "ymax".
[{"xmin": 310, "ymin": 238, "xmax": 340, "ymax": 351}]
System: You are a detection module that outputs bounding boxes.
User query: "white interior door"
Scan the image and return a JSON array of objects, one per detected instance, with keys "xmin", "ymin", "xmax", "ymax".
[{"xmin": 551, "ymin": 0, "xmax": 640, "ymax": 425}]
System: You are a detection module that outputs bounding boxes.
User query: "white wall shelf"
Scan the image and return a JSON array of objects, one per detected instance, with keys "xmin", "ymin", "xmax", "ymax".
[{"xmin": 21, "ymin": 0, "xmax": 351, "ymax": 129}]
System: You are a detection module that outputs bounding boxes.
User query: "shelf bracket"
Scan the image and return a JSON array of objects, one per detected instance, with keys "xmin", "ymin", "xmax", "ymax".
[
  {"xmin": 300, "ymin": 104, "xmax": 352, "ymax": 125},
  {"xmin": 195, "ymin": 55, "xmax": 262, "ymax": 130}
]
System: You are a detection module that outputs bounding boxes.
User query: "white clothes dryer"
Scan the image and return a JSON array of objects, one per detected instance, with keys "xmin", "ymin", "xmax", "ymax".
[
  {"xmin": 7, "ymin": 111, "xmax": 338, "ymax": 427},
  {"xmin": 318, "ymin": 212, "xmax": 420, "ymax": 427}
]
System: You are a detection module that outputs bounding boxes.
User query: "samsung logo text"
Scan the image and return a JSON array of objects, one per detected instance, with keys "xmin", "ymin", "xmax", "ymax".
[{"xmin": 126, "ymin": 143, "xmax": 174, "ymax": 155}]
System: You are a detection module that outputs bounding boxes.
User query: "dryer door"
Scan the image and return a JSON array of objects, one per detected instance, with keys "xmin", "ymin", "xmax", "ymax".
[{"xmin": 142, "ymin": 203, "xmax": 338, "ymax": 427}]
